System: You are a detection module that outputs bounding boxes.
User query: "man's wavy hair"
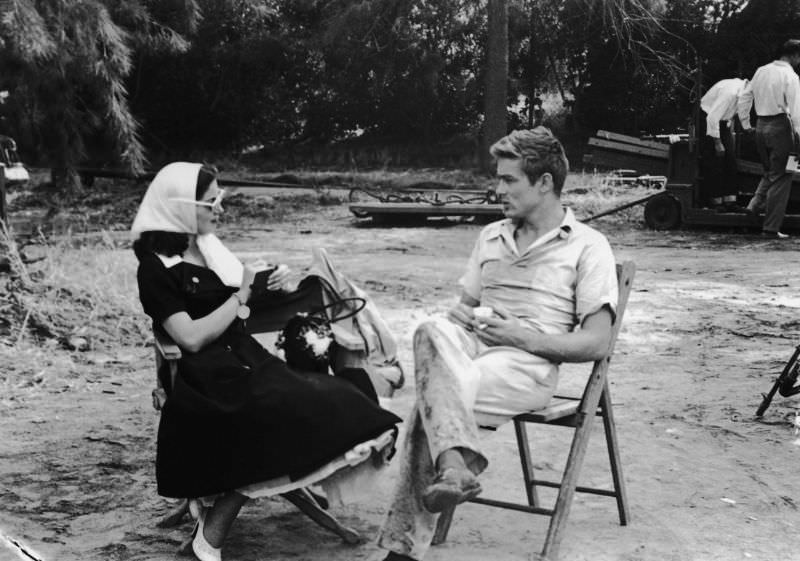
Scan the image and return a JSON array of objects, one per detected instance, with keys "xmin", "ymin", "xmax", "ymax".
[{"xmin": 489, "ymin": 127, "xmax": 569, "ymax": 196}]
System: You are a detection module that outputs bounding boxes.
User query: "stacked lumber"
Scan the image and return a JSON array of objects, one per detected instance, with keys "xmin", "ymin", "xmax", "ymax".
[{"xmin": 583, "ymin": 130, "xmax": 670, "ymax": 176}]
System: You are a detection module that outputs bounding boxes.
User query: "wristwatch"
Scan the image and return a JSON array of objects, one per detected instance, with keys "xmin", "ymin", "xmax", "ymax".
[{"xmin": 232, "ymin": 292, "xmax": 250, "ymax": 320}]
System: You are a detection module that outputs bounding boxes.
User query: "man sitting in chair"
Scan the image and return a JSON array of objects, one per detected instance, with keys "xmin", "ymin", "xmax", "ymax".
[{"xmin": 376, "ymin": 127, "xmax": 618, "ymax": 561}]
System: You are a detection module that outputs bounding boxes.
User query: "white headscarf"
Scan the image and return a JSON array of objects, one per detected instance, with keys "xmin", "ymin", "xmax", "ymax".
[{"xmin": 130, "ymin": 161, "xmax": 244, "ymax": 287}]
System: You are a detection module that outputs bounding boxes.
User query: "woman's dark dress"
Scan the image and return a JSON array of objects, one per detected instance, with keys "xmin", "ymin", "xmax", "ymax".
[{"xmin": 136, "ymin": 252, "xmax": 401, "ymax": 499}]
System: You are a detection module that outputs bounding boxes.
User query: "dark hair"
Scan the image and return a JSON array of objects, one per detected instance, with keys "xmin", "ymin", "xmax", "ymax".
[
  {"xmin": 196, "ymin": 164, "xmax": 218, "ymax": 199},
  {"xmin": 778, "ymin": 39, "xmax": 800, "ymax": 58},
  {"xmin": 133, "ymin": 231, "xmax": 190, "ymax": 260},
  {"xmin": 489, "ymin": 127, "xmax": 569, "ymax": 196},
  {"xmin": 132, "ymin": 164, "xmax": 219, "ymax": 261}
]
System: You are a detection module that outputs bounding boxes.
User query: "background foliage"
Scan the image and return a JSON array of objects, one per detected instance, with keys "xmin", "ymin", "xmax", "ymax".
[{"xmin": 2, "ymin": 0, "xmax": 800, "ymax": 180}]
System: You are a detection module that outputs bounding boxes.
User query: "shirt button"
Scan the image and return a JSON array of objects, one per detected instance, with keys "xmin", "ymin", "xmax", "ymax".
[
  {"xmin": 242, "ymin": 365, "xmax": 251, "ymax": 370},
  {"xmin": 225, "ymin": 345, "xmax": 232, "ymax": 351},
  {"xmin": 192, "ymin": 276, "xmax": 199, "ymax": 283}
]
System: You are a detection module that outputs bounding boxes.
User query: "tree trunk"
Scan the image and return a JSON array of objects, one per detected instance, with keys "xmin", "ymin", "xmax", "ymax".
[{"xmin": 482, "ymin": 0, "xmax": 508, "ymax": 173}]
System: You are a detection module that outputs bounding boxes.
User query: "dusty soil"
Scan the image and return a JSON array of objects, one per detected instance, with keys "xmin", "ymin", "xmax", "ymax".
[{"xmin": 2, "ymin": 200, "xmax": 800, "ymax": 561}]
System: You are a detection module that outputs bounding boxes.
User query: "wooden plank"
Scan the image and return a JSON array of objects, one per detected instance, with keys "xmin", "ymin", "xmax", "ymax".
[
  {"xmin": 517, "ymin": 398, "xmax": 579, "ymax": 422},
  {"xmin": 595, "ymin": 130, "xmax": 671, "ymax": 152},
  {"xmin": 154, "ymin": 330, "xmax": 182, "ymax": 361},
  {"xmin": 588, "ymin": 137, "xmax": 669, "ymax": 160},
  {"xmin": 735, "ymin": 158, "xmax": 800, "ymax": 181},
  {"xmin": 0, "ymin": 173, "xmax": 6, "ymax": 225},
  {"xmin": 600, "ymin": 380, "xmax": 630, "ymax": 525}
]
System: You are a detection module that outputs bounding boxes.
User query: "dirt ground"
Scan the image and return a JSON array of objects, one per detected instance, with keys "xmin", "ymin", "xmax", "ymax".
[{"xmin": 2, "ymin": 200, "xmax": 800, "ymax": 561}]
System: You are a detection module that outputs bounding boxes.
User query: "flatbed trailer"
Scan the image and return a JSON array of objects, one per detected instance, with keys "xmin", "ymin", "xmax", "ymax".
[{"xmin": 348, "ymin": 187, "xmax": 504, "ymax": 221}]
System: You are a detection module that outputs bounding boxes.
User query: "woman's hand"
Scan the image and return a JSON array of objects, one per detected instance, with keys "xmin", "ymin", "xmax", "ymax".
[{"xmin": 267, "ymin": 264, "xmax": 293, "ymax": 292}]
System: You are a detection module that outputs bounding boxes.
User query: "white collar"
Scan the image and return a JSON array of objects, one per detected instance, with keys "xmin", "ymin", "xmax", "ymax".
[{"xmin": 156, "ymin": 254, "xmax": 183, "ymax": 268}]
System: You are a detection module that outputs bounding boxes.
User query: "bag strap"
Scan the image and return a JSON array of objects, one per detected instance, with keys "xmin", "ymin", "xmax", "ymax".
[{"xmin": 309, "ymin": 296, "xmax": 367, "ymax": 324}]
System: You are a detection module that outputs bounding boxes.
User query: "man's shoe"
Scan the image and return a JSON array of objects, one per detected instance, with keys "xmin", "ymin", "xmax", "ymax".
[
  {"xmin": 762, "ymin": 230, "xmax": 790, "ymax": 239},
  {"xmin": 422, "ymin": 467, "xmax": 482, "ymax": 513}
]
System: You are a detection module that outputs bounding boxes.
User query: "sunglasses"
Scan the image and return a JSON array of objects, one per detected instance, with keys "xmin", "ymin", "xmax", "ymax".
[{"xmin": 170, "ymin": 188, "xmax": 226, "ymax": 212}]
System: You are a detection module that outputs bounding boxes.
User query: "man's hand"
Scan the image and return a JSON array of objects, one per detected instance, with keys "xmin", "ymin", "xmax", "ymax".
[
  {"xmin": 471, "ymin": 305, "xmax": 533, "ymax": 348},
  {"xmin": 714, "ymin": 138, "xmax": 725, "ymax": 156},
  {"xmin": 447, "ymin": 302, "xmax": 476, "ymax": 331}
]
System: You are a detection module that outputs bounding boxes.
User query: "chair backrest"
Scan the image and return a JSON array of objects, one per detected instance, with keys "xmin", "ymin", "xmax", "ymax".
[{"xmin": 577, "ymin": 261, "xmax": 635, "ymax": 412}]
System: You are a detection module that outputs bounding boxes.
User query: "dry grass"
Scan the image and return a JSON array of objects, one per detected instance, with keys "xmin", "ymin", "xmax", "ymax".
[
  {"xmin": 0, "ymin": 225, "xmax": 149, "ymax": 354},
  {"xmin": 563, "ymin": 171, "xmax": 660, "ymax": 222}
]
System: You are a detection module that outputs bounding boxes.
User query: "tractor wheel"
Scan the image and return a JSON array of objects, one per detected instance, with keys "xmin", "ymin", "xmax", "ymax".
[{"xmin": 644, "ymin": 193, "xmax": 682, "ymax": 230}]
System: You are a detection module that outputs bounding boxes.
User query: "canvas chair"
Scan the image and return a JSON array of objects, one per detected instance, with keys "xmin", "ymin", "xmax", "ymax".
[
  {"xmin": 432, "ymin": 261, "xmax": 635, "ymax": 561},
  {"xmin": 151, "ymin": 327, "xmax": 362, "ymax": 546}
]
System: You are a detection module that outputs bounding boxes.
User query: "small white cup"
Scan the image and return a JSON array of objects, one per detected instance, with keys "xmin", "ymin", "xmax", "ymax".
[
  {"xmin": 473, "ymin": 306, "xmax": 493, "ymax": 319},
  {"xmin": 473, "ymin": 306, "xmax": 493, "ymax": 329}
]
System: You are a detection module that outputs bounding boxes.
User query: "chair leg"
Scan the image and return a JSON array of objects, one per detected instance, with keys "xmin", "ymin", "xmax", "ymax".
[
  {"xmin": 600, "ymin": 383, "xmax": 629, "ymax": 526},
  {"xmin": 514, "ymin": 419, "xmax": 539, "ymax": 507},
  {"xmin": 281, "ymin": 488, "xmax": 361, "ymax": 544},
  {"xmin": 540, "ymin": 390, "xmax": 603, "ymax": 561},
  {"xmin": 431, "ymin": 505, "xmax": 456, "ymax": 546},
  {"xmin": 156, "ymin": 498, "xmax": 190, "ymax": 528}
]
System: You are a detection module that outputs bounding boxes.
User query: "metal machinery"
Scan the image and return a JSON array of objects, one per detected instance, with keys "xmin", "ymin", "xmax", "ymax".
[
  {"xmin": 0, "ymin": 135, "xmax": 29, "ymax": 224},
  {"xmin": 585, "ymin": 129, "xmax": 800, "ymax": 230},
  {"xmin": 0, "ymin": 135, "xmax": 29, "ymax": 186}
]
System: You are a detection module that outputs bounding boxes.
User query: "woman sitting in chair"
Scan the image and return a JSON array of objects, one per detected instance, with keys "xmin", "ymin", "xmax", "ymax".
[{"xmin": 131, "ymin": 162, "xmax": 401, "ymax": 561}]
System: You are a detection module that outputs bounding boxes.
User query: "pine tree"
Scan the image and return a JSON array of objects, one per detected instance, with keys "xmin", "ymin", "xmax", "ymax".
[{"xmin": 0, "ymin": 0, "xmax": 200, "ymax": 190}]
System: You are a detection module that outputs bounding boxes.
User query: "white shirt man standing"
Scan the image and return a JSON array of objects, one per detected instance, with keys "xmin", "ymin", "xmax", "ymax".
[{"xmin": 737, "ymin": 39, "xmax": 800, "ymax": 238}]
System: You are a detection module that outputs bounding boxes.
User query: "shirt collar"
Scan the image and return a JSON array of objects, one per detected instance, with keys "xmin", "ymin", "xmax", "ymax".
[
  {"xmin": 487, "ymin": 207, "xmax": 575, "ymax": 241},
  {"xmin": 486, "ymin": 207, "xmax": 575, "ymax": 254},
  {"xmin": 774, "ymin": 60, "xmax": 792, "ymax": 69},
  {"xmin": 156, "ymin": 253, "xmax": 183, "ymax": 268}
]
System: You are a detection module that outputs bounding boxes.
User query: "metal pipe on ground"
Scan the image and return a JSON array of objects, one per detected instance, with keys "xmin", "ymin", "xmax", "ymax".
[{"xmin": 581, "ymin": 192, "xmax": 662, "ymax": 223}]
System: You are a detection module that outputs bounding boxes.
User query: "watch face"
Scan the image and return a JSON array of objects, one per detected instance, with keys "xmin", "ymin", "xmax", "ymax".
[{"xmin": 237, "ymin": 305, "xmax": 251, "ymax": 320}]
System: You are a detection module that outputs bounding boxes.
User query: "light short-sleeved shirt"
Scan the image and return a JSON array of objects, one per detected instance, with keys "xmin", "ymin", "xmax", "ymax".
[
  {"xmin": 458, "ymin": 207, "xmax": 618, "ymax": 336},
  {"xmin": 701, "ymin": 78, "xmax": 748, "ymax": 139},
  {"xmin": 737, "ymin": 60, "xmax": 800, "ymax": 134}
]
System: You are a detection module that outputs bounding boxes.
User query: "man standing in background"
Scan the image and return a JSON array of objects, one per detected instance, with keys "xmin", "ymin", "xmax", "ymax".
[
  {"xmin": 699, "ymin": 78, "xmax": 748, "ymax": 210},
  {"xmin": 737, "ymin": 39, "xmax": 800, "ymax": 239}
]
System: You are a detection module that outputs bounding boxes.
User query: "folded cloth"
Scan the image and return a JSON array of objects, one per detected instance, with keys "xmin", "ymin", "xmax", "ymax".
[
  {"xmin": 309, "ymin": 247, "xmax": 405, "ymax": 394},
  {"xmin": 196, "ymin": 233, "xmax": 244, "ymax": 288}
]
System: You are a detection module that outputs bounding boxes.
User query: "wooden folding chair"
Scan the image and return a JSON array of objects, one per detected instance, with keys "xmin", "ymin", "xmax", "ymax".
[
  {"xmin": 151, "ymin": 329, "xmax": 361, "ymax": 545},
  {"xmin": 432, "ymin": 261, "xmax": 635, "ymax": 561}
]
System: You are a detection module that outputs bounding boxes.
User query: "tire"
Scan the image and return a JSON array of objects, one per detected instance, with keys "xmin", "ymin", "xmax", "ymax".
[
  {"xmin": 644, "ymin": 193, "xmax": 681, "ymax": 230},
  {"xmin": 79, "ymin": 173, "xmax": 95, "ymax": 188}
]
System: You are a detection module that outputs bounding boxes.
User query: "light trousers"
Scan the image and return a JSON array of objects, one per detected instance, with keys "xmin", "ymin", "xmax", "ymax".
[{"xmin": 377, "ymin": 317, "xmax": 555, "ymax": 559}]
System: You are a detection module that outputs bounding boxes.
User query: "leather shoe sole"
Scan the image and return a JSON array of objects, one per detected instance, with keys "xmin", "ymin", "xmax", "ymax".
[{"xmin": 422, "ymin": 468, "xmax": 482, "ymax": 513}]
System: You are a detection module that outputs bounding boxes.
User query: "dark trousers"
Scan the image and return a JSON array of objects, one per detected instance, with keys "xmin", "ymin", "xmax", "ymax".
[
  {"xmin": 699, "ymin": 121, "xmax": 738, "ymax": 202},
  {"xmin": 747, "ymin": 115, "xmax": 795, "ymax": 232}
]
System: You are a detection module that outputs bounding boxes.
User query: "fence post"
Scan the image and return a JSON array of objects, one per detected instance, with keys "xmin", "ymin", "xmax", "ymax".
[{"xmin": 0, "ymin": 171, "xmax": 6, "ymax": 225}]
